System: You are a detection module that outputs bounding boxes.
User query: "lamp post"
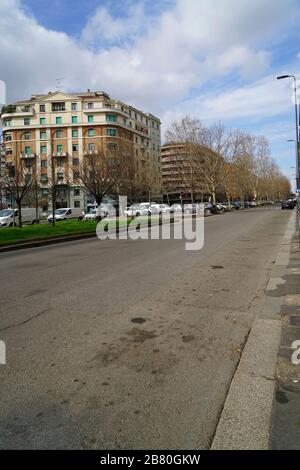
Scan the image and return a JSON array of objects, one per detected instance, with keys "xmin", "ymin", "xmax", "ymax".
[{"xmin": 277, "ymin": 75, "xmax": 299, "ymax": 189}]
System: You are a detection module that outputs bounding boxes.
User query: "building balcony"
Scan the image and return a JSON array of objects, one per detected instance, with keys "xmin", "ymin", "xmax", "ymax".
[
  {"xmin": 52, "ymin": 152, "xmax": 68, "ymax": 158},
  {"xmin": 84, "ymin": 149, "xmax": 98, "ymax": 156},
  {"xmin": 1, "ymin": 105, "xmax": 35, "ymax": 119},
  {"xmin": 20, "ymin": 152, "xmax": 36, "ymax": 159}
]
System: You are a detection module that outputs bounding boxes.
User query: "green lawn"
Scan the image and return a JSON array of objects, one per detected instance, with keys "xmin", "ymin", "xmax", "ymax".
[{"xmin": 0, "ymin": 216, "xmax": 159, "ymax": 245}]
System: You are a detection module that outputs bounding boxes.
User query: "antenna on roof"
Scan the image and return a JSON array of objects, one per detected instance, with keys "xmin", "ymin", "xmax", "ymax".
[{"xmin": 56, "ymin": 78, "xmax": 64, "ymax": 91}]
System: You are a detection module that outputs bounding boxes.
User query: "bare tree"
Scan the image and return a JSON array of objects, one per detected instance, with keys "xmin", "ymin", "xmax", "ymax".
[
  {"xmin": 70, "ymin": 141, "xmax": 135, "ymax": 207},
  {"xmin": 1, "ymin": 159, "xmax": 33, "ymax": 227}
]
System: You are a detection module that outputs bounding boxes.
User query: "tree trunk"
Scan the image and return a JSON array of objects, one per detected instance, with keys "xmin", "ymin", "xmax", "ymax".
[
  {"xmin": 17, "ymin": 201, "xmax": 22, "ymax": 228},
  {"xmin": 212, "ymin": 190, "xmax": 216, "ymax": 204},
  {"xmin": 52, "ymin": 191, "xmax": 56, "ymax": 227}
]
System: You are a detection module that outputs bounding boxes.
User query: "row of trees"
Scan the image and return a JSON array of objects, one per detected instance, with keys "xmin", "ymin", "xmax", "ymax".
[
  {"xmin": 164, "ymin": 116, "xmax": 291, "ymax": 204},
  {"xmin": 0, "ymin": 117, "xmax": 291, "ymax": 227}
]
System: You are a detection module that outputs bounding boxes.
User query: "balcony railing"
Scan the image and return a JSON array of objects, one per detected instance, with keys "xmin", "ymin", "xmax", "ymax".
[
  {"xmin": 84, "ymin": 149, "xmax": 98, "ymax": 155},
  {"xmin": 52, "ymin": 152, "xmax": 68, "ymax": 158},
  {"xmin": 20, "ymin": 152, "xmax": 36, "ymax": 159}
]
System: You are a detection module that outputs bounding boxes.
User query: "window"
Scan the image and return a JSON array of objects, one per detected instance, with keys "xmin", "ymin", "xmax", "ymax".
[
  {"xmin": 87, "ymin": 102, "xmax": 93, "ymax": 109},
  {"xmin": 56, "ymin": 144, "xmax": 63, "ymax": 153},
  {"xmin": 57, "ymin": 171, "xmax": 64, "ymax": 179},
  {"xmin": 40, "ymin": 145, "xmax": 47, "ymax": 154},
  {"xmin": 73, "ymin": 171, "xmax": 79, "ymax": 181},
  {"xmin": 41, "ymin": 160, "xmax": 47, "ymax": 168},
  {"xmin": 72, "ymin": 129, "xmax": 78, "ymax": 138},
  {"xmin": 107, "ymin": 142, "xmax": 118, "ymax": 151},
  {"xmin": 88, "ymin": 128, "xmax": 94, "ymax": 137},
  {"xmin": 74, "ymin": 188, "xmax": 80, "ymax": 196},
  {"xmin": 106, "ymin": 128, "xmax": 117, "ymax": 137},
  {"xmin": 71, "ymin": 103, "xmax": 77, "ymax": 111},
  {"xmin": 56, "ymin": 116, "xmax": 62, "ymax": 124},
  {"xmin": 106, "ymin": 114, "xmax": 117, "ymax": 122},
  {"xmin": 40, "ymin": 117, "xmax": 46, "ymax": 125},
  {"xmin": 52, "ymin": 102, "xmax": 65, "ymax": 111},
  {"xmin": 4, "ymin": 120, "xmax": 11, "ymax": 127},
  {"xmin": 5, "ymin": 134, "xmax": 12, "ymax": 141},
  {"xmin": 74, "ymin": 201, "xmax": 81, "ymax": 208},
  {"xmin": 40, "ymin": 104, "xmax": 45, "ymax": 112},
  {"xmin": 72, "ymin": 144, "xmax": 79, "ymax": 152},
  {"xmin": 5, "ymin": 149, "xmax": 12, "ymax": 155},
  {"xmin": 73, "ymin": 158, "xmax": 79, "ymax": 165},
  {"xmin": 72, "ymin": 116, "xmax": 77, "ymax": 124},
  {"xmin": 41, "ymin": 175, "xmax": 48, "ymax": 182},
  {"xmin": 56, "ymin": 159, "xmax": 63, "ymax": 168},
  {"xmin": 88, "ymin": 143, "xmax": 95, "ymax": 152},
  {"xmin": 40, "ymin": 131, "xmax": 46, "ymax": 140},
  {"xmin": 24, "ymin": 118, "xmax": 30, "ymax": 126},
  {"xmin": 25, "ymin": 146, "xmax": 31, "ymax": 155},
  {"xmin": 87, "ymin": 115, "xmax": 93, "ymax": 123},
  {"xmin": 123, "ymin": 119, "xmax": 126, "ymax": 125},
  {"xmin": 56, "ymin": 129, "xmax": 62, "ymax": 138},
  {"xmin": 25, "ymin": 132, "xmax": 30, "ymax": 140}
]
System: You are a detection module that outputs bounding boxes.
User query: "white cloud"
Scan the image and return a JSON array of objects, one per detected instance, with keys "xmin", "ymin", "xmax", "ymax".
[
  {"xmin": 81, "ymin": 2, "xmax": 148, "ymax": 47},
  {"xmin": 0, "ymin": 0, "xmax": 299, "ymax": 120}
]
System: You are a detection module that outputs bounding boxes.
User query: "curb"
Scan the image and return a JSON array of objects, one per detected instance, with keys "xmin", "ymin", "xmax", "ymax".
[
  {"xmin": 0, "ymin": 218, "xmax": 178, "ymax": 254},
  {"xmin": 211, "ymin": 210, "xmax": 296, "ymax": 450}
]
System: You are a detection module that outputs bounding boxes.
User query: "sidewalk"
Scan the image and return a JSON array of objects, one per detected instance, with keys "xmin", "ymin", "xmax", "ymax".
[
  {"xmin": 212, "ymin": 209, "xmax": 298, "ymax": 449},
  {"xmin": 271, "ymin": 214, "xmax": 300, "ymax": 449}
]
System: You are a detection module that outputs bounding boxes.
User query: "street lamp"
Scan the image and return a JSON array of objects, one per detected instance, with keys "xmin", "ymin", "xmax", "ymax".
[{"xmin": 277, "ymin": 74, "xmax": 299, "ymax": 189}]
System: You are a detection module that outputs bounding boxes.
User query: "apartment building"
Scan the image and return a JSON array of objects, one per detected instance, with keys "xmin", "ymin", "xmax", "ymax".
[
  {"xmin": 0, "ymin": 90, "xmax": 161, "ymax": 210},
  {"xmin": 162, "ymin": 143, "xmax": 209, "ymax": 203}
]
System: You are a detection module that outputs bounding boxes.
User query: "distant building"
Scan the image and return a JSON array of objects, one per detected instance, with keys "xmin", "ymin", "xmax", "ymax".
[{"xmin": 1, "ymin": 90, "xmax": 161, "ymax": 210}]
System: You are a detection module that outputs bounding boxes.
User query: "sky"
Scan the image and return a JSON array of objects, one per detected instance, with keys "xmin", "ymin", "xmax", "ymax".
[{"xmin": 1, "ymin": 0, "xmax": 300, "ymax": 188}]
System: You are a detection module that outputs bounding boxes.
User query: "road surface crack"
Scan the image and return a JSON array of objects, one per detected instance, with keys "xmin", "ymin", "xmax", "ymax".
[{"xmin": 0, "ymin": 308, "xmax": 51, "ymax": 333}]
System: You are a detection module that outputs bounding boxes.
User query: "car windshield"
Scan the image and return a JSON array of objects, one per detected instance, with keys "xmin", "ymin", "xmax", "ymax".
[
  {"xmin": 55, "ymin": 209, "xmax": 67, "ymax": 215},
  {"xmin": 0, "ymin": 210, "xmax": 13, "ymax": 217}
]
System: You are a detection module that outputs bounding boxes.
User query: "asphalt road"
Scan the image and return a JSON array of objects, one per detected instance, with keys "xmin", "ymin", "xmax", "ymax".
[{"xmin": 0, "ymin": 207, "xmax": 292, "ymax": 449}]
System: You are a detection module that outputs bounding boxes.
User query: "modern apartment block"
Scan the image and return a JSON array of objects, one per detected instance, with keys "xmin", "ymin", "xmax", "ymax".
[
  {"xmin": 162, "ymin": 143, "xmax": 191, "ymax": 203},
  {"xmin": 0, "ymin": 90, "xmax": 161, "ymax": 210}
]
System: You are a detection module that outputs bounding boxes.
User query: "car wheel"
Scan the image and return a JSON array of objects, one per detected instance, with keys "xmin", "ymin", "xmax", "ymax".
[{"xmin": 204, "ymin": 208, "xmax": 211, "ymax": 216}]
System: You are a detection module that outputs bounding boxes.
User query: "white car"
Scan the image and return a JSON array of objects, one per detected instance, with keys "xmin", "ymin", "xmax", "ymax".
[
  {"xmin": 0, "ymin": 208, "xmax": 39, "ymax": 227},
  {"xmin": 170, "ymin": 204, "xmax": 183, "ymax": 213},
  {"xmin": 124, "ymin": 206, "xmax": 138, "ymax": 217},
  {"xmin": 83, "ymin": 209, "xmax": 97, "ymax": 220},
  {"xmin": 157, "ymin": 204, "xmax": 172, "ymax": 213},
  {"xmin": 47, "ymin": 207, "xmax": 83, "ymax": 222}
]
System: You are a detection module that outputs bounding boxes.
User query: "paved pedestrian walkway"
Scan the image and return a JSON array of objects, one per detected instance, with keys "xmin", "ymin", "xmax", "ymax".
[{"xmin": 271, "ymin": 213, "xmax": 300, "ymax": 449}]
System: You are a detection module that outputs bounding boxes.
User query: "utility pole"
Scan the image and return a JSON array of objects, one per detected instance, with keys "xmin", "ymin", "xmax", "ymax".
[{"xmin": 277, "ymin": 75, "xmax": 300, "ymax": 190}]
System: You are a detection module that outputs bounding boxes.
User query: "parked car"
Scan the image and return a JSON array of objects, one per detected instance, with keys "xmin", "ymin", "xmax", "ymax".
[
  {"xmin": 124, "ymin": 206, "xmax": 139, "ymax": 217},
  {"xmin": 149, "ymin": 203, "xmax": 171, "ymax": 214},
  {"xmin": 231, "ymin": 201, "xmax": 241, "ymax": 210},
  {"xmin": 134, "ymin": 204, "xmax": 150, "ymax": 216},
  {"xmin": 204, "ymin": 202, "xmax": 218, "ymax": 215},
  {"xmin": 0, "ymin": 208, "xmax": 39, "ymax": 227},
  {"xmin": 170, "ymin": 204, "xmax": 183, "ymax": 213},
  {"xmin": 47, "ymin": 207, "xmax": 83, "ymax": 222},
  {"xmin": 216, "ymin": 203, "xmax": 226, "ymax": 213},
  {"xmin": 281, "ymin": 200, "xmax": 296, "ymax": 210},
  {"xmin": 83, "ymin": 209, "xmax": 97, "ymax": 220}
]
